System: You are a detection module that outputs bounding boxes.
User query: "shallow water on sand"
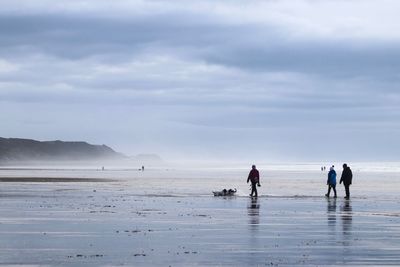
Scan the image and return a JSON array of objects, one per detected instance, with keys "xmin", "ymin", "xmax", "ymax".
[
  {"xmin": 1, "ymin": 166, "xmax": 400, "ymax": 199},
  {"xmin": 0, "ymin": 167, "xmax": 400, "ymax": 266}
]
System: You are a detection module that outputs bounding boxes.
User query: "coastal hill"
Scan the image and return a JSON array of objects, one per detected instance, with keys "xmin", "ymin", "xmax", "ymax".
[{"xmin": 0, "ymin": 137, "xmax": 125, "ymax": 162}]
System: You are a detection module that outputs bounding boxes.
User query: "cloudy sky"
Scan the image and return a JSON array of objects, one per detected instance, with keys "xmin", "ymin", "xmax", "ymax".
[{"xmin": 1, "ymin": 0, "xmax": 399, "ymax": 162}]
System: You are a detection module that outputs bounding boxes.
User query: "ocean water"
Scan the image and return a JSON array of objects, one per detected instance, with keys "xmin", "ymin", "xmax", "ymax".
[{"xmin": 1, "ymin": 162, "xmax": 400, "ymax": 199}]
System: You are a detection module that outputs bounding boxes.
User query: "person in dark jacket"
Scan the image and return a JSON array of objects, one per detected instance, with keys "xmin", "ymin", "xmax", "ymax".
[
  {"xmin": 340, "ymin": 164, "xmax": 353, "ymax": 199},
  {"xmin": 247, "ymin": 165, "xmax": 261, "ymax": 197},
  {"xmin": 325, "ymin": 165, "xmax": 337, "ymax": 198}
]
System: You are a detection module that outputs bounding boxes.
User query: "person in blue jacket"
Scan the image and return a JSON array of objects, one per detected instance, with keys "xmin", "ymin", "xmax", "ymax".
[{"xmin": 325, "ymin": 165, "xmax": 337, "ymax": 198}]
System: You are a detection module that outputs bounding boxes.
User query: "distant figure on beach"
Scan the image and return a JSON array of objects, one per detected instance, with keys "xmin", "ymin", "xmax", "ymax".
[
  {"xmin": 141, "ymin": 166, "xmax": 144, "ymax": 172},
  {"xmin": 102, "ymin": 166, "xmax": 104, "ymax": 171},
  {"xmin": 340, "ymin": 164, "xmax": 353, "ymax": 199},
  {"xmin": 247, "ymin": 165, "xmax": 261, "ymax": 197},
  {"xmin": 325, "ymin": 165, "xmax": 337, "ymax": 198}
]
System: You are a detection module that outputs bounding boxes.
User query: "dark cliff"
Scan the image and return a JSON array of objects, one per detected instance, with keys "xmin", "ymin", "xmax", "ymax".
[{"xmin": 0, "ymin": 137, "xmax": 125, "ymax": 162}]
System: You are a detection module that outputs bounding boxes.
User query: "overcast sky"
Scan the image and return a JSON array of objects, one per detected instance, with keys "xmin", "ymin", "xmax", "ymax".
[{"xmin": 1, "ymin": 0, "xmax": 399, "ymax": 162}]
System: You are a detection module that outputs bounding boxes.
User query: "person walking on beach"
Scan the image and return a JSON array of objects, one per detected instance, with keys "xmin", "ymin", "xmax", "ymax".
[
  {"xmin": 325, "ymin": 166, "xmax": 337, "ymax": 198},
  {"xmin": 247, "ymin": 165, "xmax": 261, "ymax": 197},
  {"xmin": 340, "ymin": 164, "xmax": 353, "ymax": 199}
]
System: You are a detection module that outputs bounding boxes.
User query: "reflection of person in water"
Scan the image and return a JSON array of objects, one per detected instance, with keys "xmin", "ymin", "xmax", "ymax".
[
  {"xmin": 247, "ymin": 197, "xmax": 260, "ymax": 229},
  {"xmin": 246, "ymin": 197, "xmax": 260, "ymax": 266},
  {"xmin": 327, "ymin": 198, "xmax": 337, "ymax": 229},
  {"xmin": 341, "ymin": 200, "xmax": 353, "ymax": 242}
]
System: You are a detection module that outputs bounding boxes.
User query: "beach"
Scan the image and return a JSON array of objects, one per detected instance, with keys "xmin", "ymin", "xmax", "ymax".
[{"xmin": 0, "ymin": 166, "xmax": 400, "ymax": 266}]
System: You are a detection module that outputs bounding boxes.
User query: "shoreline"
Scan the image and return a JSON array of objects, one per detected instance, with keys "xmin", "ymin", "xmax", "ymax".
[{"xmin": 0, "ymin": 177, "xmax": 117, "ymax": 182}]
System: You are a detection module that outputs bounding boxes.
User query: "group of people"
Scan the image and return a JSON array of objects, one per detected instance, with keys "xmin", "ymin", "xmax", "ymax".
[
  {"xmin": 325, "ymin": 164, "xmax": 353, "ymax": 199},
  {"xmin": 246, "ymin": 164, "xmax": 353, "ymax": 199}
]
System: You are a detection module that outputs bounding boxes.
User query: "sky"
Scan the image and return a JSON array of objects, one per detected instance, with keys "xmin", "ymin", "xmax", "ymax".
[{"xmin": 1, "ymin": 0, "xmax": 400, "ymax": 162}]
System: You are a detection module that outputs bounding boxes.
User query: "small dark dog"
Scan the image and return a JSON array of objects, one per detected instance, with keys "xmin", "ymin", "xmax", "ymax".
[{"xmin": 213, "ymin": 188, "xmax": 237, "ymax": 196}]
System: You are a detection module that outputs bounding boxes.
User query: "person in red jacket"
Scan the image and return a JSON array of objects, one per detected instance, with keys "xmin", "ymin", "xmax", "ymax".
[{"xmin": 247, "ymin": 165, "xmax": 261, "ymax": 197}]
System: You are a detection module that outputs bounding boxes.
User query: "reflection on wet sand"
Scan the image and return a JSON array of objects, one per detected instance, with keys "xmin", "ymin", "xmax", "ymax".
[
  {"xmin": 327, "ymin": 198, "xmax": 337, "ymax": 231},
  {"xmin": 247, "ymin": 197, "xmax": 260, "ymax": 230},
  {"xmin": 341, "ymin": 199, "xmax": 353, "ymax": 247}
]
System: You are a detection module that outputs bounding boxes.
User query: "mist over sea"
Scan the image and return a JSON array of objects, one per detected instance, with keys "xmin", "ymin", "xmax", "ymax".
[{"xmin": 1, "ymin": 162, "xmax": 399, "ymax": 199}]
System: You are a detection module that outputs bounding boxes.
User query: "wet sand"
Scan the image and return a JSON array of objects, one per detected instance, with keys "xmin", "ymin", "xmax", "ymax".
[
  {"xmin": 0, "ymin": 177, "xmax": 116, "ymax": 183},
  {"xmin": 0, "ymin": 170, "xmax": 400, "ymax": 266}
]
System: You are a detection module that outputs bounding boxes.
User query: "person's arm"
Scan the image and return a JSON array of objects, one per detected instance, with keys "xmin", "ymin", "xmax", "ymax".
[
  {"xmin": 349, "ymin": 169, "xmax": 353, "ymax": 184},
  {"xmin": 247, "ymin": 171, "xmax": 251, "ymax": 183},
  {"xmin": 340, "ymin": 172, "xmax": 343, "ymax": 184},
  {"xmin": 257, "ymin": 170, "xmax": 260, "ymax": 185}
]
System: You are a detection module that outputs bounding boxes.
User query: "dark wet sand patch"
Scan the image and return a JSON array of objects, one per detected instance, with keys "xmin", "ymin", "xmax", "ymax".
[
  {"xmin": 0, "ymin": 177, "xmax": 116, "ymax": 183},
  {"xmin": 372, "ymin": 212, "xmax": 400, "ymax": 217}
]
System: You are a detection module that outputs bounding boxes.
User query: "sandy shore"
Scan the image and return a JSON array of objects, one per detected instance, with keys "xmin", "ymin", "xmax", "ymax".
[
  {"xmin": 0, "ymin": 177, "xmax": 116, "ymax": 183},
  {"xmin": 1, "ymin": 175, "xmax": 400, "ymax": 266}
]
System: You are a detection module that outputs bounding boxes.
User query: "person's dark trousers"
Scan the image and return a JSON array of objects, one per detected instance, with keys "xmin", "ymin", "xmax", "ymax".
[
  {"xmin": 327, "ymin": 185, "xmax": 337, "ymax": 197},
  {"xmin": 344, "ymin": 184, "xmax": 350, "ymax": 198},
  {"xmin": 250, "ymin": 182, "xmax": 258, "ymax": 197}
]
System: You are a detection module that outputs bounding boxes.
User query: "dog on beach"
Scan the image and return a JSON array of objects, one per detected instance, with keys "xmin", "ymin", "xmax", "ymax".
[{"xmin": 213, "ymin": 188, "xmax": 237, "ymax": 196}]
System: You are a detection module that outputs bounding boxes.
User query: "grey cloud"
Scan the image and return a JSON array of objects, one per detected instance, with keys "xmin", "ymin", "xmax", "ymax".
[
  {"xmin": 203, "ymin": 40, "xmax": 400, "ymax": 79},
  {"xmin": 0, "ymin": 13, "xmax": 222, "ymax": 59},
  {"xmin": 2, "ymin": 12, "xmax": 400, "ymax": 81},
  {"xmin": 1, "ymin": 2, "xmax": 400, "ymax": 161}
]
